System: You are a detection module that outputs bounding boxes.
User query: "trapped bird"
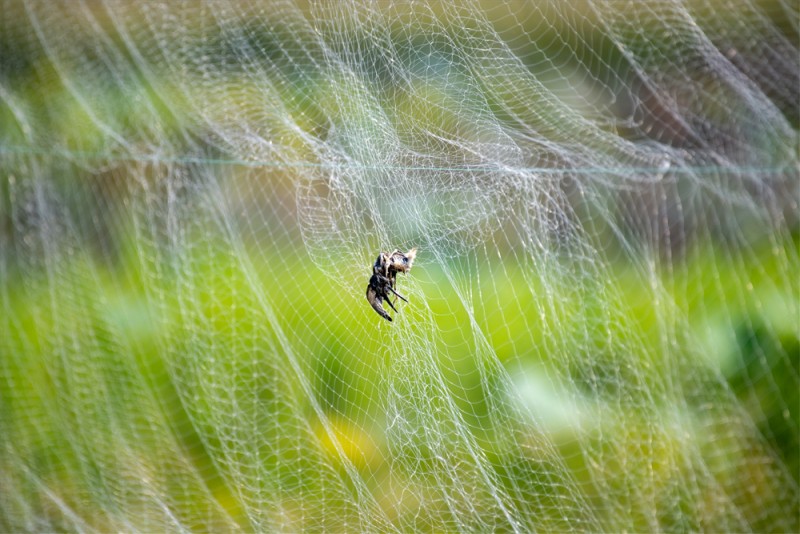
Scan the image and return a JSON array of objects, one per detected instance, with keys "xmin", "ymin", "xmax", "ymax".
[{"xmin": 366, "ymin": 248, "xmax": 417, "ymax": 322}]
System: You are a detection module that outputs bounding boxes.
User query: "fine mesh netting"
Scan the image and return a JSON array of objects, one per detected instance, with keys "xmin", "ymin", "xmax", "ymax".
[{"xmin": 1, "ymin": 1, "xmax": 798, "ymax": 532}]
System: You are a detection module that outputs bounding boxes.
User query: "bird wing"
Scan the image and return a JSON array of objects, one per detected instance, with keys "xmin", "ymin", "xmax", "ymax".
[{"xmin": 366, "ymin": 284, "xmax": 392, "ymax": 321}]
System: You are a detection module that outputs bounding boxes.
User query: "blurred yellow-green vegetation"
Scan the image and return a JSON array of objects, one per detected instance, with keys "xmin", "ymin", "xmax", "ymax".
[{"xmin": 1, "ymin": 1, "xmax": 798, "ymax": 532}]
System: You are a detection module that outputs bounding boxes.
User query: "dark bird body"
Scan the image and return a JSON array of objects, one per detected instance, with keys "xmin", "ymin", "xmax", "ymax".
[{"xmin": 366, "ymin": 248, "xmax": 416, "ymax": 322}]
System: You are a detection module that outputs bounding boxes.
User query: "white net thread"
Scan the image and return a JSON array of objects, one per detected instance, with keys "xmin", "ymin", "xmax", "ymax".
[{"xmin": 1, "ymin": 0, "xmax": 798, "ymax": 532}]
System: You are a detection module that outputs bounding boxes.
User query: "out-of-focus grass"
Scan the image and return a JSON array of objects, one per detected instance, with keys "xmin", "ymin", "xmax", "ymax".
[{"xmin": 2, "ymin": 209, "xmax": 797, "ymax": 529}]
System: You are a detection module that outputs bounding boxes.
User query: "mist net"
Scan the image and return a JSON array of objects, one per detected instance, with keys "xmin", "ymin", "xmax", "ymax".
[{"xmin": 1, "ymin": 1, "xmax": 798, "ymax": 532}]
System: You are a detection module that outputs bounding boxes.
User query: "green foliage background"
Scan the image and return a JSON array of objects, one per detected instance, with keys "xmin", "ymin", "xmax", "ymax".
[{"xmin": 1, "ymin": 1, "xmax": 797, "ymax": 531}]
